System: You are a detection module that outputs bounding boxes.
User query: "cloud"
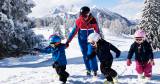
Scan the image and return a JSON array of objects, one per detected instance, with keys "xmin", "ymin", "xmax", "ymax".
[
  {"xmin": 119, "ymin": 0, "xmax": 130, "ymax": 3},
  {"xmin": 28, "ymin": 0, "xmax": 90, "ymax": 18},
  {"xmin": 111, "ymin": 0, "xmax": 144, "ymax": 19},
  {"xmin": 130, "ymin": 12, "xmax": 142, "ymax": 20}
]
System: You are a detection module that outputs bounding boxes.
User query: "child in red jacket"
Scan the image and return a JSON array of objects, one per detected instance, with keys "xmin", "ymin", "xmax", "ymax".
[{"xmin": 127, "ymin": 29, "xmax": 154, "ymax": 80}]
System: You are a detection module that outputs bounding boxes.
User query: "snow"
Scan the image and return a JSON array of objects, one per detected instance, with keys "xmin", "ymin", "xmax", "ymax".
[
  {"xmin": 0, "ymin": 12, "xmax": 8, "ymax": 21},
  {"xmin": 0, "ymin": 28, "xmax": 160, "ymax": 84},
  {"xmin": 26, "ymin": 0, "xmax": 35, "ymax": 5}
]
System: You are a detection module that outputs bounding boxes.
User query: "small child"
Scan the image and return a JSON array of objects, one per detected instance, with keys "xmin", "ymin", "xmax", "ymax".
[
  {"xmin": 34, "ymin": 35, "xmax": 69, "ymax": 84},
  {"xmin": 87, "ymin": 33, "xmax": 121, "ymax": 84},
  {"xmin": 127, "ymin": 29, "xmax": 154, "ymax": 80}
]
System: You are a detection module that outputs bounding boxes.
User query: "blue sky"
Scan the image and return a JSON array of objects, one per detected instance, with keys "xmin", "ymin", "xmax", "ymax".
[{"xmin": 29, "ymin": 0, "xmax": 144, "ymax": 19}]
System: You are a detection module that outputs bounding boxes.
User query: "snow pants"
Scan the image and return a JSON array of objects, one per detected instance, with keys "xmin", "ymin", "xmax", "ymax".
[
  {"xmin": 100, "ymin": 59, "xmax": 117, "ymax": 82},
  {"xmin": 136, "ymin": 61, "xmax": 152, "ymax": 77},
  {"xmin": 52, "ymin": 63, "xmax": 69, "ymax": 83},
  {"xmin": 78, "ymin": 29, "xmax": 98, "ymax": 72}
]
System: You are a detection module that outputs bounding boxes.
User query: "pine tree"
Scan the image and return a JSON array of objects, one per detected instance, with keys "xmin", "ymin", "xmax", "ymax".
[
  {"xmin": 51, "ymin": 16, "xmax": 64, "ymax": 39},
  {"xmin": 139, "ymin": 0, "xmax": 160, "ymax": 49},
  {"xmin": 0, "ymin": 0, "xmax": 43, "ymax": 58}
]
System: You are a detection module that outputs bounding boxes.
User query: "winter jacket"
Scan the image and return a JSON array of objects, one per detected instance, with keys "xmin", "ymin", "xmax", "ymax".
[
  {"xmin": 39, "ymin": 43, "xmax": 67, "ymax": 66},
  {"xmin": 66, "ymin": 14, "xmax": 99, "ymax": 44},
  {"xmin": 127, "ymin": 40, "xmax": 154, "ymax": 63},
  {"xmin": 88, "ymin": 39, "xmax": 121, "ymax": 63}
]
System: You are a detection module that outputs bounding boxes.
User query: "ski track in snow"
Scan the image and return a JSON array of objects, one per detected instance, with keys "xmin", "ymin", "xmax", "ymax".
[{"xmin": 0, "ymin": 28, "xmax": 160, "ymax": 84}]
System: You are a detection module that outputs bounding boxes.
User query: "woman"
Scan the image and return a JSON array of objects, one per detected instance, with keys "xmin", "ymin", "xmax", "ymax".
[{"xmin": 66, "ymin": 6, "xmax": 100, "ymax": 76}]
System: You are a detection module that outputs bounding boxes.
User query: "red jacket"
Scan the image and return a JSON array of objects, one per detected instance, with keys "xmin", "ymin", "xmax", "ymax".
[{"xmin": 67, "ymin": 15, "xmax": 99, "ymax": 43}]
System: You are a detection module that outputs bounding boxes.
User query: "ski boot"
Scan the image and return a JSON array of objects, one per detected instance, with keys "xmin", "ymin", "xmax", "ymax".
[
  {"xmin": 104, "ymin": 80, "xmax": 114, "ymax": 84},
  {"xmin": 138, "ymin": 74, "xmax": 145, "ymax": 79},
  {"xmin": 113, "ymin": 76, "xmax": 118, "ymax": 84},
  {"xmin": 144, "ymin": 77, "xmax": 151, "ymax": 82},
  {"xmin": 86, "ymin": 70, "xmax": 91, "ymax": 76},
  {"xmin": 93, "ymin": 71, "xmax": 97, "ymax": 76}
]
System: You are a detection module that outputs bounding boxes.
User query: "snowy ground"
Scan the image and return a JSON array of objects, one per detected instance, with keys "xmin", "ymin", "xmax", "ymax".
[{"xmin": 0, "ymin": 28, "xmax": 160, "ymax": 84}]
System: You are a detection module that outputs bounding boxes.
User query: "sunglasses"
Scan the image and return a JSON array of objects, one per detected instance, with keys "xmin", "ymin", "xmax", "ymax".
[
  {"xmin": 136, "ymin": 39, "xmax": 142, "ymax": 41},
  {"xmin": 50, "ymin": 42, "xmax": 56, "ymax": 44}
]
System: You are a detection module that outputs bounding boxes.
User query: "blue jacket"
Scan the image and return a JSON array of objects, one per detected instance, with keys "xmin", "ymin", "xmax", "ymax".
[{"xmin": 39, "ymin": 43, "xmax": 67, "ymax": 66}]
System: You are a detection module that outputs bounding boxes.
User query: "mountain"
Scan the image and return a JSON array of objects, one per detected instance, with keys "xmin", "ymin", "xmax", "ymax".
[
  {"xmin": 52, "ymin": 5, "xmax": 136, "ymax": 26},
  {"xmin": 91, "ymin": 7, "xmax": 134, "ymax": 26}
]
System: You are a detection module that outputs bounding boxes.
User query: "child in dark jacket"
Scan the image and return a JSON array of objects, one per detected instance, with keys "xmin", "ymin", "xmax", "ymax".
[
  {"xmin": 34, "ymin": 35, "xmax": 69, "ymax": 84},
  {"xmin": 127, "ymin": 29, "xmax": 154, "ymax": 80},
  {"xmin": 87, "ymin": 33, "xmax": 121, "ymax": 84}
]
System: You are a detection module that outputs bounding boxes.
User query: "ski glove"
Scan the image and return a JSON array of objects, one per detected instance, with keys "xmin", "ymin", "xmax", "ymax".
[
  {"xmin": 127, "ymin": 59, "xmax": 132, "ymax": 66},
  {"xmin": 148, "ymin": 59, "xmax": 155, "ymax": 66},
  {"xmin": 52, "ymin": 61, "xmax": 59, "ymax": 68},
  {"xmin": 65, "ymin": 42, "xmax": 69, "ymax": 48},
  {"xmin": 33, "ymin": 48, "xmax": 41, "ymax": 51},
  {"xmin": 86, "ymin": 51, "xmax": 96, "ymax": 61},
  {"xmin": 116, "ymin": 52, "xmax": 121, "ymax": 58}
]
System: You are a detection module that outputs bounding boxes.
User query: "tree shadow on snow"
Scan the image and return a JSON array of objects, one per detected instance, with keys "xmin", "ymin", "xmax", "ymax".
[
  {"xmin": 68, "ymin": 75, "xmax": 103, "ymax": 84},
  {"xmin": 0, "ymin": 51, "xmax": 160, "ymax": 68},
  {"xmin": 0, "ymin": 56, "xmax": 87, "ymax": 68},
  {"xmin": 68, "ymin": 80, "xmax": 103, "ymax": 84},
  {"xmin": 151, "ymin": 74, "xmax": 160, "ymax": 82},
  {"xmin": 0, "ymin": 58, "xmax": 53, "ymax": 68},
  {"xmin": 0, "ymin": 55, "xmax": 88, "ymax": 68},
  {"xmin": 118, "ymin": 75, "xmax": 137, "ymax": 79},
  {"xmin": 67, "ymin": 56, "xmax": 84, "ymax": 64}
]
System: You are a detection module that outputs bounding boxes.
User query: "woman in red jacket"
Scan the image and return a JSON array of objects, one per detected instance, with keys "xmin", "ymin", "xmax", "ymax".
[{"xmin": 66, "ymin": 6, "xmax": 99, "ymax": 76}]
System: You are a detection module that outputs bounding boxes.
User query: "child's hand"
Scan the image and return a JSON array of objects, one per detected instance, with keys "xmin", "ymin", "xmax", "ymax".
[
  {"xmin": 52, "ymin": 62, "xmax": 59, "ymax": 68},
  {"xmin": 127, "ymin": 59, "xmax": 132, "ymax": 66},
  {"xmin": 32, "ymin": 48, "xmax": 40, "ymax": 55},
  {"xmin": 65, "ymin": 43, "xmax": 69, "ymax": 48},
  {"xmin": 33, "ymin": 48, "xmax": 41, "ymax": 51},
  {"xmin": 32, "ymin": 51, "xmax": 39, "ymax": 55},
  {"xmin": 116, "ymin": 53, "xmax": 120, "ymax": 58},
  {"xmin": 148, "ymin": 59, "xmax": 155, "ymax": 66}
]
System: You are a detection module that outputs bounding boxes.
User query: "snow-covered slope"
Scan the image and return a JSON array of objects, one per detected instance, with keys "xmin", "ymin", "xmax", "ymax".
[{"xmin": 0, "ymin": 28, "xmax": 160, "ymax": 84}]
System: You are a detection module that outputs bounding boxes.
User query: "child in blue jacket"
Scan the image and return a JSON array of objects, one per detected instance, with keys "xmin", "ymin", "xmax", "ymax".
[{"xmin": 34, "ymin": 35, "xmax": 69, "ymax": 84}]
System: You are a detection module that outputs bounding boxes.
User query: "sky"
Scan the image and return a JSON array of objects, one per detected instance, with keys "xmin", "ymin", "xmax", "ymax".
[{"xmin": 29, "ymin": 0, "xmax": 144, "ymax": 20}]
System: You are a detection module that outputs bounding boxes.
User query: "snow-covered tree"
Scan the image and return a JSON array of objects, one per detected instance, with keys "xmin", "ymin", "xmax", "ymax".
[
  {"xmin": 139, "ymin": 0, "xmax": 160, "ymax": 49},
  {"xmin": 96, "ymin": 13, "xmax": 104, "ymax": 38},
  {"xmin": 50, "ymin": 16, "xmax": 64, "ymax": 39},
  {"xmin": 109, "ymin": 19, "xmax": 129, "ymax": 35},
  {"xmin": 0, "ymin": 0, "xmax": 43, "ymax": 58}
]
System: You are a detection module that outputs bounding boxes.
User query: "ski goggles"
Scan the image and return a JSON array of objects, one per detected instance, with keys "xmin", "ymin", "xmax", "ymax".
[
  {"xmin": 50, "ymin": 42, "xmax": 60, "ymax": 47},
  {"xmin": 135, "ymin": 37, "xmax": 144, "ymax": 43},
  {"xmin": 89, "ymin": 41, "xmax": 96, "ymax": 46},
  {"xmin": 82, "ymin": 12, "xmax": 90, "ymax": 18},
  {"xmin": 135, "ymin": 38, "xmax": 143, "ymax": 41},
  {"xmin": 86, "ymin": 12, "xmax": 90, "ymax": 16}
]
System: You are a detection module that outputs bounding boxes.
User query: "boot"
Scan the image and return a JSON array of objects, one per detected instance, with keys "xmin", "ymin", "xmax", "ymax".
[
  {"xmin": 86, "ymin": 70, "xmax": 91, "ymax": 76},
  {"xmin": 113, "ymin": 76, "xmax": 118, "ymax": 84},
  {"xmin": 94, "ymin": 71, "xmax": 97, "ymax": 76},
  {"xmin": 138, "ymin": 74, "xmax": 145, "ymax": 79},
  {"xmin": 104, "ymin": 80, "xmax": 114, "ymax": 84},
  {"xmin": 145, "ymin": 77, "xmax": 151, "ymax": 80}
]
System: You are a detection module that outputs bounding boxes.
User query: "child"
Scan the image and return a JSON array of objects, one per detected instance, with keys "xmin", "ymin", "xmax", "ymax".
[
  {"xmin": 127, "ymin": 29, "xmax": 154, "ymax": 80},
  {"xmin": 34, "ymin": 35, "xmax": 69, "ymax": 84},
  {"xmin": 87, "ymin": 33, "xmax": 121, "ymax": 84}
]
